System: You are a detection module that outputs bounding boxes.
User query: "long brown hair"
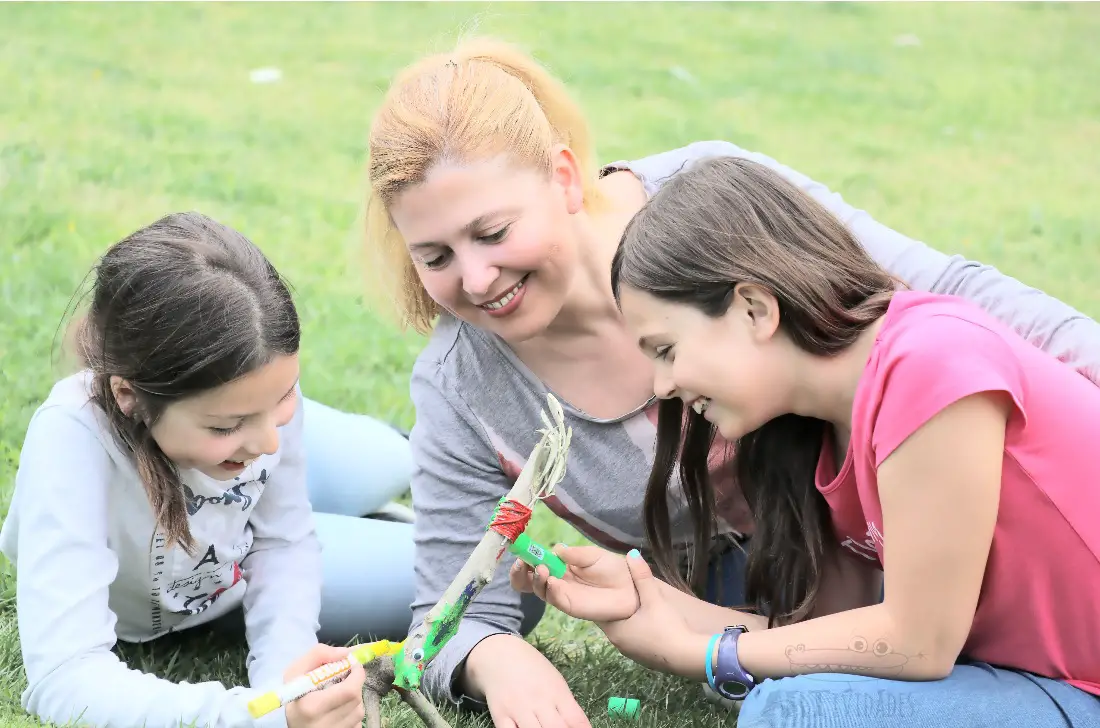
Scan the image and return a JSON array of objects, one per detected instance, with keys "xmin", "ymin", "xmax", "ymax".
[
  {"xmin": 610, "ymin": 156, "xmax": 898, "ymax": 626},
  {"xmin": 67, "ymin": 211, "xmax": 300, "ymax": 554},
  {"xmin": 364, "ymin": 36, "xmax": 609, "ymax": 333}
]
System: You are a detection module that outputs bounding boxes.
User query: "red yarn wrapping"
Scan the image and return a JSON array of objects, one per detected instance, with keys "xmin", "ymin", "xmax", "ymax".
[{"xmin": 489, "ymin": 498, "xmax": 532, "ymax": 543}]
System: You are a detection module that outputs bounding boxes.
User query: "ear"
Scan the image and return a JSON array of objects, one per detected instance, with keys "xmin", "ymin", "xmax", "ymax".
[
  {"xmin": 110, "ymin": 375, "xmax": 140, "ymax": 418},
  {"xmin": 549, "ymin": 144, "xmax": 585, "ymax": 215},
  {"xmin": 732, "ymin": 283, "xmax": 781, "ymax": 341}
]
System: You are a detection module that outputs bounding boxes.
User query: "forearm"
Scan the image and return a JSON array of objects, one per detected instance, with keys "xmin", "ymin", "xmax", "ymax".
[
  {"xmin": 23, "ymin": 653, "xmax": 262, "ymax": 728},
  {"xmin": 656, "ymin": 579, "xmax": 768, "ymax": 633},
  {"xmin": 666, "ymin": 603, "xmax": 949, "ymax": 684}
]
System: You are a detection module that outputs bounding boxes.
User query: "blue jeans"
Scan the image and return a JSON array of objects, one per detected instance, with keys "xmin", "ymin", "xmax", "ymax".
[
  {"xmin": 737, "ymin": 664, "xmax": 1100, "ymax": 728},
  {"xmin": 700, "ymin": 542, "xmax": 1100, "ymax": 727},
  {"xmin": 211, "ymin": 397, "xmax": 420, "ymax": 644}
]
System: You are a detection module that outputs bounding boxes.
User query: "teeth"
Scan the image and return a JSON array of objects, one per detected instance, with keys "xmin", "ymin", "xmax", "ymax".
[
  {"xmin": 692, "ymin": 398, "xmax": 710, "ymax": 415},
  {"xmin": 481, "ymin": 278, "xmax": 525, "ymax": 310}
]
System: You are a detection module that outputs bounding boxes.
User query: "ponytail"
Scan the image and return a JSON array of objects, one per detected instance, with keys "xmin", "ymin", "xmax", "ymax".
[{"xmin": 89, "ymin": 371, "xmax": 196, "ymax": 554}]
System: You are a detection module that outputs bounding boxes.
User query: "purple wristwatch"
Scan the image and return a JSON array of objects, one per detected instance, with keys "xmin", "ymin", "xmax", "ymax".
[{"xmin": 712, "ymin": 625, "xmax": 756, "ymax": 700}]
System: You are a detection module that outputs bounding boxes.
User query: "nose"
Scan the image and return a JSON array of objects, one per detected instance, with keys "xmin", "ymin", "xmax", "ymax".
[
  {"xmin": 458, "ymin": 249, "xmax": 500, "ymax": 299},
  {"xmin": 247, "ymin": 422, "xmax": 280, "ymax": 458},
  {"xmin": 653, "ymin": 365, "xmax": 677, "ymax": 400}
]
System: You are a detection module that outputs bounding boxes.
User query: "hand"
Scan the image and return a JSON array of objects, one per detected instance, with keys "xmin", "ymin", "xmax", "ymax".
[
  {"xmin": 582, "ymin": 551, "xmax": 698, "ymax": 674},
  {"xmin": 283, "ymin": 645, "xmax": 366, "ymax": 728},
  {"xmin": 464, "ymin": 633, "xmax": 592, "ymax": 728},
  {"xmin": 513, "ymin": 545, "xmax": 638, "ymax": 622}
]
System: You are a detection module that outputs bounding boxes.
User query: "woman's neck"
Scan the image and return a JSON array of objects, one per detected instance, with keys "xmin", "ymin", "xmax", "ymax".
[{"xmin": 530, "ymin": 172, "xmax": 649, "ymax": 346}]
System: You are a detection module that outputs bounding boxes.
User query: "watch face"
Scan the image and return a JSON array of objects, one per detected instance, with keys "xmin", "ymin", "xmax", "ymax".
[{"xmin": 717, "ymin": 680, "xmax": 751, "ymax": 700}]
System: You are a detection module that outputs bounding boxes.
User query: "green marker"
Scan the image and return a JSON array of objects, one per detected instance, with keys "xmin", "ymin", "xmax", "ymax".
[
  {"xmin": 508, "ymin": 533, "xmax": 567, "ymax": 578},
  {"xmin": 608, "ymin": 697, "xmax": 640, "ymax": 721}
]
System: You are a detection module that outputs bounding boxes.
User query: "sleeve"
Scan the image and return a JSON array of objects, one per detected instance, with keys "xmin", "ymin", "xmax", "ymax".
[
  {"xmin": 406, "ymin": 360, "xmax": 521, "ymax": 708},
  {"xmin": 610, "ymin": 140, "xmax": 1100, "ymax": 387},
  {"xmin": 869, "ymin": 314, "xmax": 1028, "ymax": 467},
  {"xmin": 8, "ymin": 406, "xmax": 262, "ymax": 728},
  {"xmin": 239, "ymin": 389, "xmax": 322, "ymax": 693}
]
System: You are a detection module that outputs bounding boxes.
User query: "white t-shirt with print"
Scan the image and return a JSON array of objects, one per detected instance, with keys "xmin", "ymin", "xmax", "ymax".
[{"xmin": 0, "ymin": 371, "xmax": 322, "ymax": 728}]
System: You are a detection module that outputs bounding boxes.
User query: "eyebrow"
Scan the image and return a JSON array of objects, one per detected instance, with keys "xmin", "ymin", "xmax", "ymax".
[
  {"xmin": 407, "ymin": 211, "xmax": 518, "ymax": 250},
  {"xmin": 211, "ymin": 381, "xmax": 298, "ymax": 420}
]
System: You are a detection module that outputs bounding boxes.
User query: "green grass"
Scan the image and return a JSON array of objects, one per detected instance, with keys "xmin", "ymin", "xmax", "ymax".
[{"xmin": 1, "ymin": 1, "xmax": 1098, "ymax": 726}]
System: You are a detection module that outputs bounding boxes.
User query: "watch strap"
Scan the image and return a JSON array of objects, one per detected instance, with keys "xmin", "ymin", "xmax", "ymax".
[{"xmin": 714, "ymin": 625, "xmax": 755, "ymax": 700}]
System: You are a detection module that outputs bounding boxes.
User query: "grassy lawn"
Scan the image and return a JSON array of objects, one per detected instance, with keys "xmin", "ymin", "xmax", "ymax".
[{"xmin": 1, "ymin": 2, "xmax": 1098, "ymax": 727}]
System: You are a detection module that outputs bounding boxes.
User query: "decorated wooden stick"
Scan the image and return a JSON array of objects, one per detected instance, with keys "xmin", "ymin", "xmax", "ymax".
[{"xmin": 391, "ymin": 393, "xmax": 572, "ymax": 690}]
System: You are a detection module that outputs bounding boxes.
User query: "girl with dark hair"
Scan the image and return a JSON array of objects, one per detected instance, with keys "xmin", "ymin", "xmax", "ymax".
[
  {"xmin": 1, "ymin": 212, "xmax": 392, "ymax": 728},
  {"xmin": 517, "ymin": 156, "xmax": 1100, "ymax": 727}
]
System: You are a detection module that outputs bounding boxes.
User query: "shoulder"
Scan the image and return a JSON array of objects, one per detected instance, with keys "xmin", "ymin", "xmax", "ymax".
[
  {"xmin": 874, "ymin": 291, "xmax": 1022, "ymax": 363},
  {"xmin": 601, "ymin": 140, "xmax": 748, "ymax": 197},
  {"xmin": 1, "ymin": 373, "xmax": 120, "ymax": 558},
  {"xmin": 412, "ymin": 312, "xmax": 521, "ymax": 396},
  {"xmin": 860, "ymin": 291, "xmax": 1030, "ymax": 465},
  {"xmin": 23, "ymin": 371, "xmax": 115, "ymax": 446}
]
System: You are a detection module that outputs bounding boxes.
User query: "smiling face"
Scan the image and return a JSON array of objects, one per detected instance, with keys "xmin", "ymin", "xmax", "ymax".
[
  {"xmin": 619, "ymin": 283, "xmax": 793, "ymax": 441},
  {"xmin": 114, "ymin": 353, "xmax": 301, "ymax": 481},
  {"xmin": 387, "ymin": 151, "xmax": 585, "ymax": 343}
]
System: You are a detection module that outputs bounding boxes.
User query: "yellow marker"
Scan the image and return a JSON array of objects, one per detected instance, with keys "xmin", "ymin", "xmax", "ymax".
[{"xmin": 247, "ymin": 640, "xmax": 404, "ymax": 718}]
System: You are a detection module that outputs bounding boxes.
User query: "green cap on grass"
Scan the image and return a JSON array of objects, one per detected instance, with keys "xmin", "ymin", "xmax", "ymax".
[{"xmin": 608, "ymin": 697, "xmax": 640, "ymax": 720}]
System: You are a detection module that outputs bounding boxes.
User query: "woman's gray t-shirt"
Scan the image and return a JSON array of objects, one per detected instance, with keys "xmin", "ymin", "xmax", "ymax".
[{"xmin": 404, "ymin": 140, "xmax": 1100, "ymax": 706}]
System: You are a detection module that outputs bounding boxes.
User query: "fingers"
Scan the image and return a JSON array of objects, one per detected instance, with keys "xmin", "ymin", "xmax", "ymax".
[
  {"xmin": 625, "ymin": 549, "xmax": 661, "ymax": 601},
  {"xmin": 509, "ymin": 559, "xmax": 537, "ymax": 593},
  {"xmin": 326, "ymin": 694, "xmax": 368, "ymax": 728},
  {"xmin": 551, "ymin": 544, "xmax": 606, "ymax": 569},
  {"xmin": 296, "ymin": 661, "xmax": 366, "ymax": 717},
  {"xmin": 557, "ymin": 699, "xmax": 594, "ymax": 728},
  {"xmin": 283, "ymin": 643, "xmax": 352, "ymax": 680}
]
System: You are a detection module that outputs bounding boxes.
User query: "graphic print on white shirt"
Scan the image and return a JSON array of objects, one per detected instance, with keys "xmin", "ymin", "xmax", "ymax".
[{"xmin": 147, "ymin": 463, "xmax": 273, "ymax": 633}]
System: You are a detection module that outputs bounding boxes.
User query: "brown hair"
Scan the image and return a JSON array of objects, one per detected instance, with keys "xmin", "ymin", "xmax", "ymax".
[
  {"xmin": 67, "ymin": 211, "xmax": 300, "ymax": 554},
  {"xmin": 364, "ymin": 36, "xmax": 608, "ymax": 333},
  {"xmin": 610, "ymin": 156, "xmax": 899, "ymax": 626}
]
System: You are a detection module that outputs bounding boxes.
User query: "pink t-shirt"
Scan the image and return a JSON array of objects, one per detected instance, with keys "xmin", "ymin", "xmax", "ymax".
[{"xmin": 816, "ymin": 290, "xmax": 1100, "ymax": 696}]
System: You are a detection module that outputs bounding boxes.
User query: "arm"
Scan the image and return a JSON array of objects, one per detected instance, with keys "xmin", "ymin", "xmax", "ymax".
[
  {"xmin": 6, "ymin": 407, "xmax": 261, "ymax": 728},
  {"xmin": 726, "ymin": 392, "xmax": 1008, "ymax": 681},
  {"xmin": 239, "ymin": 390, "xmax": 322, "ymax": 693},
  {"xmin": 656, "ymin": 580, "xmax": 768, "ymax": 633},
  {"xmin": 618, "ymin": 140, "xmax": 1100, "ymax": 385},
  {"xmin": 406, "ymin": 359, "xmax": 542, "ymax": 707},
  {"xmin": 655, "ymin": 538, "xmax": 880, "ymax": 634}
]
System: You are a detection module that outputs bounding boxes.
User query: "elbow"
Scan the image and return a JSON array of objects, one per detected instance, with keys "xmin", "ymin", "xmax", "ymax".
[{"xmin": 885, "ymin": 607, "xmax": 967, "ymax": 681}]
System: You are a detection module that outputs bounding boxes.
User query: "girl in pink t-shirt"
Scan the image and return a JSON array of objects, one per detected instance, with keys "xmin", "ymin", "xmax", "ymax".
[{"xmin": 512, "ymin": 156, "xmax": 1100, "ymax": 726}]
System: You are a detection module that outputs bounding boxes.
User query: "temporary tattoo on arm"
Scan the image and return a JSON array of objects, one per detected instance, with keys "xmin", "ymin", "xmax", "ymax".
[{"xmin": 785, "ymin": 636, "xmax": 917, "ymax": 677}]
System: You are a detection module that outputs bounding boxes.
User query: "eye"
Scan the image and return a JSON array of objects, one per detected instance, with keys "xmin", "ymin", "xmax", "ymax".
[
  {"xmin": 411, "ymin": 649, "xmax": 424, "ymax": 662},
  {"xmin": 209, "ymin": 423, "xmax": 243, "ymax": 436},
  {"xmin": 872, "ymin": 639, "xmax": 892, "ymax": 656},
  {"xmin": 478, "ymin": 224, "xmax": 510, "ymax": 244},
  {"xmin": 421, "ymin": 251, "xmax": 451, "ymax": 270},
  {"xmin": 654, "ymin": 345, "xmax": 672, "ymax": 361},
  {"xmin": 848, "ymin": 636, "xmax": 867, "ymax": 652}
]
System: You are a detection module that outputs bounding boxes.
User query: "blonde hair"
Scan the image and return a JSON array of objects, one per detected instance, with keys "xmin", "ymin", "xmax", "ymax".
[{"xmin": 365, "ymin": 37, "xmax": 607, "ymax": 334}]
